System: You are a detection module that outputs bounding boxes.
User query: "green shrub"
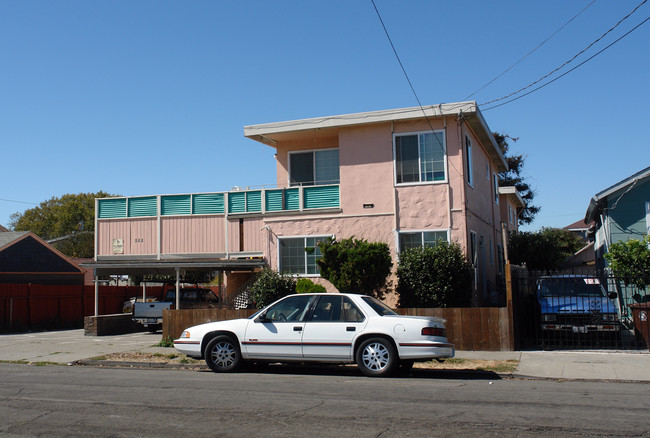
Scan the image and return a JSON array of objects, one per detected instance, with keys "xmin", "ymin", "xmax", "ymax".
[
  {"xmin": 296, "ymin": 278, "xmax": 326, "ymax": 294},
  {"xmin": 250, "ymin": 268, "xmax": 297, "ymax": 308},
  {"xmin": 396, "ymin": 242, "xmax": 472, "ymax": 307},
  {"xmin": 316, "ymin": 237, "xmax": 392, "ymax": 299}
]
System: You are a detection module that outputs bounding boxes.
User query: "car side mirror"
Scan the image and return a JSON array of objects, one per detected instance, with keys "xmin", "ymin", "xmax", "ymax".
[
  {"xmin": 257, "ymin": 312, "xmax": 269, "ymax": 323},
  {"xmin": 608, "ymin": 292, "xmax": 618, "ymax": 300}
]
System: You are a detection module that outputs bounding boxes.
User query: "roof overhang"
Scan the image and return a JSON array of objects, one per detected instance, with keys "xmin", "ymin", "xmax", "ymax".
[
  {"xmin": 81, "ymin": 258, "xmax": 266, "ymax": 276},
  {"xmin": 498, "ymin": 186, "xmax": 524, "ymax": 208},
  {"xmin": 585, "ymin": 166, "xmax": 650, "ymax": 224},
  {"xmin": 244, "ymin": 101, "xmax": 508, "ymax": 172}
]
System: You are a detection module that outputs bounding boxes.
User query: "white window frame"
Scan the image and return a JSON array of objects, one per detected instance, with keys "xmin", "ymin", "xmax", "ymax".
[
  {"xmin": 493, "ymin": 173, "xmax": 499, "ymax": 205},
  {"xmin": 465, "ymin": 135, "xmax": 473, "ymax": 187},
  {"xmin": 393, "ymin": 130, "xmax": 448, "ymax": 186},
  {"xmin": 396, "ymin": 229, "xmax": 450, "ymax": 253},
  {"xmin": 277, "ymin": 234, "xmax": 331, "ymax": 277},
  {"xmin": 288, "ymin": 148, "xmax": 339, "ymax": 187}
]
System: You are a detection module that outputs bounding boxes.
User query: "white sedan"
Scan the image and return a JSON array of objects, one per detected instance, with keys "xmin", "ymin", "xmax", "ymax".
[{"xmin": 174, "ymin": 293, "xmax": 454, "ymax": 377}]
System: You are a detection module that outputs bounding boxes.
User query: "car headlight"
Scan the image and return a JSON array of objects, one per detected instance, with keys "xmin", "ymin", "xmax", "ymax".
[
  {"xmin": 602, "ymin": 314, "xmax": 617, "ymax": 322},
  {"xmin": 180, "ymin": 330, "xmax": 191, "ymax": 338},
  {"xmin": 542, "ymin": 314, "xmax": 556, "ymax": 322}
]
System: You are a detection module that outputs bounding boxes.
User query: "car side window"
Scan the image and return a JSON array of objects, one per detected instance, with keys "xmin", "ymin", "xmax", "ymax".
[
  {"xmin": 311, "ymin": 295, "xmax": 342, "ymax": 322},
  {"xmin": 264, "ymin": 295, "xmax": 313, "ymax": 322},
  {"xmin": 342, "ymin": 297, "xmax": 365, "ymax": 322}
]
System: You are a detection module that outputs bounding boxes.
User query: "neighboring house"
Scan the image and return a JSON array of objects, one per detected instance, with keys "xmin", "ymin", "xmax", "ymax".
[
  {"xmin": 563, "ymin": 219, "xmax": 593, "ymax": 243},
  {"xmin": 585, "ymin": 166, "xmax": 650, "ymax": 271},
  {"xmin": 0, "ymin": 225, "xmax": 9, "ymax": 232},
  {"xmin": 0, "ymin": 232, "xmax": 86, "ymax": 285},
  {"xmin": 91, "ymin": 102, "xmax": 520, "ymax": 306}
]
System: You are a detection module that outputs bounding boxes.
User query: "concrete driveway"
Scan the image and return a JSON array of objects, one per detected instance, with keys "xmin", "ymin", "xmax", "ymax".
[{"xmin": 0, "ymin": 329, "xmax": 162, "ymax": 364}]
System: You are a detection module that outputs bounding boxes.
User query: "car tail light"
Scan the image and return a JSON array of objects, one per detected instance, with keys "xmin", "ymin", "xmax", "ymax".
[{"xmin": 422, "ymin": 327, "xmax": 445, "ymax": 337}]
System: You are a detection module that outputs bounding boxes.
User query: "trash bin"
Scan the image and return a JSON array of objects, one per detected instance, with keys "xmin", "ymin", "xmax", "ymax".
[{"xmin": 628, "ymin": 303, "xmax": 650, "ymax": 349}]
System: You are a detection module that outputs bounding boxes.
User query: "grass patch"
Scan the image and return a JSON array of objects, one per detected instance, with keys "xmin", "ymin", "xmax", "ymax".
[
  {"xmin": 156, "ymin": 336, "xmax": 175, "ymax": 348},
  {"xmin": 476, "ymin": 360, "xmax": 519, "ymax": 373},
  {"xmin": 31, "ymin": 361, "xmax": 60, "ymax": 366},
  {"xmin": 153, "ymin": 352, "xmax": 180, "ymax": 360},
  {"xmin": 0, "ymin": 360, "xmax": 31, "ymax": 365},
  {"xmin": 89, "ymin": 356, "xmax": 107, "ymax": 361}
]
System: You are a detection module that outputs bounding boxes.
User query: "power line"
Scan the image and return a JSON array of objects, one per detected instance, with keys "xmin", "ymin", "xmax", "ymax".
[
  {"xmin": 0, "ymin": 198, "xmax": 38, "ymax": 206},
  {"xmin": 482, "ymin": 14, "xmax": 650, "ymax": 111},
  {"xmin": 464, "ymin": 0, "xmax": 596, "ymax": 100},
  {"xmin": 480, "ymin": 0, "xmax": 647, "ymax": 107}
]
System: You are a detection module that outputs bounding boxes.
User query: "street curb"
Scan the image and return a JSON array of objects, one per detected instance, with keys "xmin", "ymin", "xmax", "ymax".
[{"xmin": 73, "ymin": 360, "xmax": 207, "ymax": 370}]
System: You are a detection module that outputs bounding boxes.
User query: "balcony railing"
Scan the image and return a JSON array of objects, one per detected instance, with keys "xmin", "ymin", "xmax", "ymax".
[{"xmin": 97, "ymin": 185, "xmax": 340, "ymax": 219}]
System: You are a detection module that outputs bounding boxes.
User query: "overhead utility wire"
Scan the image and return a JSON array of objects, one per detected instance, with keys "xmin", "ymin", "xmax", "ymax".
[
  {"xmin": 0, "ymin": 198, "xmax": 38, "ymax": 205},
  {"xmin": 482, "ymin": 14, "xmax": 650, "ymax": 111},
  {"xmin": 371, "ymin": 0, "xmax": 471, "ymax": 179},
  {"xmin": 464, "ymin": 0, "xmax": 596, "ymax": 100},
  {"xmin": 480, "ymin": 0, "xmax": 647, "ymax": 107},
  {"xmin": 371, "ymin": 0, "xmax": 425, "ymax": 111}
]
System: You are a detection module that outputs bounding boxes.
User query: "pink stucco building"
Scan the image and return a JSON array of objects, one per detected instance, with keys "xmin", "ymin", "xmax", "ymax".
[{"xmin": 91, "ymin": 102, "xmax": 521, "ymax": 306}]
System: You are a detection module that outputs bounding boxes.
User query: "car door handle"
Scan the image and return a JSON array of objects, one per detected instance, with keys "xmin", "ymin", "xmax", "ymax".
[
  {"xmin": 346, "ymin": 327, "xmax": 356, "ymax": 332},
  {"xmin": 294, "ymin": 326, "xmax": 302, "ymax": 332}
]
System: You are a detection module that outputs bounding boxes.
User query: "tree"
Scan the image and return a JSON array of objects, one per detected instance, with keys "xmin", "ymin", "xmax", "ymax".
[
  {"xmin": 249, "ymin": 268, "xmax": 296, "ymax": 308},
  {"xmin": 508, "ymin": 227, "xmax": 584, "ymax": 272},
  {"xmin": 604, "ymin": 236, "xmax": 650, "ymax": 291},
  {"xmin": 295, "ymin": 278, "xmax": 326, "ymax": 294},
  {"xmin": 493, "ymin": 132, "xmax": 540, "ymax": 225},
  {"xmin": 396, "ymin": 242, "xmax": 473, "ymax": 308},
  {"xmin": 315, "ymin": 237, "xmax": 392, "ymax": 299},
  {"xmin": 9, "ymin": 191, "xmax": 118, "ymax": 258}
]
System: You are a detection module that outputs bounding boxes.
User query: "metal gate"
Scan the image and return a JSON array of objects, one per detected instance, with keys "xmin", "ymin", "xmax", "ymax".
[{"xmin": 510, "ymin": 266, "xmax": 650, "ymax": 350}]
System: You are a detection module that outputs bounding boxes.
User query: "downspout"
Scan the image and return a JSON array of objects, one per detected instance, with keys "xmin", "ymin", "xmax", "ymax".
[{"xmin": 391, "ymin": 120, "xmax": 400, "ymax": 236}]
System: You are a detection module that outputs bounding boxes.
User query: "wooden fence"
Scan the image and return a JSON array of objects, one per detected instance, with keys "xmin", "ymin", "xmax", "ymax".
[
  {"xmin": 0, "ymin": 284, "xmax": 163, "ymax": 331},
  {"xmin": 163, "ymin": 306, "xmax": 513, "ymax": 351}
]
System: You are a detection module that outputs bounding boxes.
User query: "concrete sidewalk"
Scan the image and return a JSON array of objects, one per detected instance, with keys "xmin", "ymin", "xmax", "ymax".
[{"xmin": 1, "ymin": 329, "xmax": 649, "ymax": 382}]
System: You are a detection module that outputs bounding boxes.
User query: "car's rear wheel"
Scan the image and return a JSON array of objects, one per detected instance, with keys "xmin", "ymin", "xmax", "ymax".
[
  {"xmin": 356, "ymin": 337, "xmax": 397, "ymax": 377},
  {"xmin": 205, "ymin": 335, "xmax": 242, "ymax": 372}
]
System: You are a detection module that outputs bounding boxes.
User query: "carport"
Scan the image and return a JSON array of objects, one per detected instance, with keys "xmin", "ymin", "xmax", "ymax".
[{"xmin": 80, "ymin": 258, "xmax": 265, "ymax": 315}]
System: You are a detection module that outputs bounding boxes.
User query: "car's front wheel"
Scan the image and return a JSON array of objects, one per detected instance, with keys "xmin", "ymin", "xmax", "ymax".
[
  {"xmin": 204, "ymin": 335, "xmax": 242, "ymax": 372},
  {"xmin": 356, "ymin": 337, "xmax": 397, "ymax": 377}
]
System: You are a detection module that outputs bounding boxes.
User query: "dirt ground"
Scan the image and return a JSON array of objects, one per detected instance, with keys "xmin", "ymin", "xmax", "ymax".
[{"xmin": 93, "ymin": 352, "xmax": 518, "ymax": 373}]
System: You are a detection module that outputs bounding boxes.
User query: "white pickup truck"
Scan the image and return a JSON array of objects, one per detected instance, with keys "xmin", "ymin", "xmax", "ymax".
[{"xmin": 132, "ymin": 301, "xmax": 172, "ymax": 332}]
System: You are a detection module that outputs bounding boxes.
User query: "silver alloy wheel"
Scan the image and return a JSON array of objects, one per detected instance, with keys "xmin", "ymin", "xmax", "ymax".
[
  {"xmin": 361, "ymin": 341, "xmax": 390, "ymax": 371},
  {"xmin": 210, "ymin": 341, "xmax": 236, "ymax": 368}
]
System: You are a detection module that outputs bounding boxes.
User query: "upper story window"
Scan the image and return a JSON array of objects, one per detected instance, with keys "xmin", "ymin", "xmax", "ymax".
[
  {"xmin": 289, "ymin": 149, "xmax": 339, "ymax": 186},
  {"xmin": 394, "ymin": 131, "xmax": 446, "ymax": 185},
  {"xmin": 493, "ymin": 173, "xmax": 499, "ymax": 204},
  {"xmin": 465, "ymin": 135, "xmax": 473, "ymax": 187},
  {"xmin": 399, "ymin": 230, "xmax": 449, "ymax": 252}
]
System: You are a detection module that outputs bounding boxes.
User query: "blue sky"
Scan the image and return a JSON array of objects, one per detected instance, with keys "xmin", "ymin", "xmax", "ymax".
[{"xmin": 1, "ymin": 1, "xmax": 648, "ymax": 231}]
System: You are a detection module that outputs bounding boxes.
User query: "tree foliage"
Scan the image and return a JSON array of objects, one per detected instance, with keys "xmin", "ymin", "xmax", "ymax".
[
  {"xmin": 9, "ymin": 191, "xmax": 118, "ymax": 258},
  {"xmin": 508, "ymin": 227, "xmax": 584, "ymax": 272},
  {"xmin": 396, "ymin": 242, "xmax": 472, "ymax": 308},
  {"xmin": 493, "ymin": 132, "xmax": 540, "ymax": 225},
  {"xmin": 249, "ymin": 268, "xmax": 297, "ymax": 308},
  {"xmin": 316, "ymin": 237, "xmax": 392, "ymax": 299},
  {"xmin": 604, "ymin": 236, "xmax": 650, "ymax": 290}
]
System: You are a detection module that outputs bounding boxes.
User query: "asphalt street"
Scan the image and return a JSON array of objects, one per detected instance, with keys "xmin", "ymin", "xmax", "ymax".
[{"xmin": 1, "ymin": 364, "xmax": 648, "ymax": 437}]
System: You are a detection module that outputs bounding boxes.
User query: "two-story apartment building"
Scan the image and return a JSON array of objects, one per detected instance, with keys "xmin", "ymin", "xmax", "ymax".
[{"xmin": 90, "ymin": 102, "xmax": 519, "ymax": 307}]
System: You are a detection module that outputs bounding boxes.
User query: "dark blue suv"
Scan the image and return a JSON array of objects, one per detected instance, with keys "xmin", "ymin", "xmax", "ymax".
[{"xmin": 537, "ymin": 275, "xmax": 620, "ymax": 335}]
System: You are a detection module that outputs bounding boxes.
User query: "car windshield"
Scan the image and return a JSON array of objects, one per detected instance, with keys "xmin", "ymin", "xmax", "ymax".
[
  {"xmin": 539, "ymin": 278, "xmax": 606, "ymax": 298},
  {"xmin": 361, "ymin": 296, "xmax": 398, "ymax": 316}
]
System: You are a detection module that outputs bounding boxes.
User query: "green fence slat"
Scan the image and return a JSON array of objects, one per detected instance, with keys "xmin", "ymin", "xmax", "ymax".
[{"xmin": 161, "ymin": 195, "xmax": 191, "ymax": 215}]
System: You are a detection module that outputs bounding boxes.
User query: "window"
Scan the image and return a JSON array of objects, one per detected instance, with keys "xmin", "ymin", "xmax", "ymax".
[
  {"xmin": 279, "ymin": 236, "xmax": 326, "ymax": 275},
  {"xmin": 465, "ymin": 135, "xmax": 473, "ymax": 186},
  {"xmin": 289, "ymin": 149, "xmax": 339, "ymax": 186},
  {"xmin": 489, "ymin": 239, "xmax": 494, "ymax": 265},
  {"xmin": 469, "ymin": 231, "xmax": 477, "ymax": 266},
  {"xmin": 394, "ymin": 131, "xmax": 446, "ymax": 184},
  {"xmin": 497, "ymin": 243, "xmax": 504, "ymax": 275},
  {"xmin": 263, "ymin": 295, "xmax": 314, "ymax": 322},
  {"xmin": 493, "ymin": 173, "xmax": 499, "ymax": 204},
  {"xmin": 310, "ymin": 295, "xmax": 365, "ymax": 322},
  {"xmin": 399, "ymin": 230, "xmax": 448, "ymax": 252}
]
